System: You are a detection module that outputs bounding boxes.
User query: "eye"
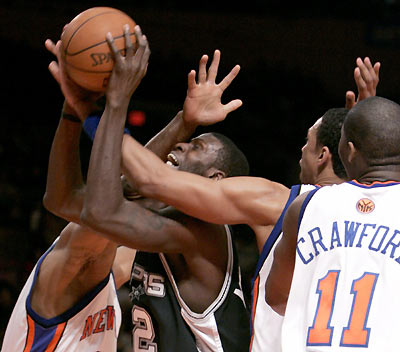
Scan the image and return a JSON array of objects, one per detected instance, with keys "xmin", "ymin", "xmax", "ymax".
[{"xmin": 192, "ymin": 141, "xmax": 202, "ymax": 150}]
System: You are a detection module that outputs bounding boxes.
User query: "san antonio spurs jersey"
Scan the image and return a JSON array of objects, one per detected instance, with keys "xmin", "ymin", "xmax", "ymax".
[{"xmin": 128, "ymin": 225, "xmax": 250, "ymax": 351}]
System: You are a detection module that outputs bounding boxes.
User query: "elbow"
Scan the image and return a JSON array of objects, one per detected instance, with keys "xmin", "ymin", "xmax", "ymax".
[
  {"xmin": 43, "ymin": 191, "xmax": 62, "ymax": 217},
  {"xmin": 80, "ymin": 205, "xmax": 102, "ymax": 230},
  {"xmin": 80, "ymin": 200, "xmax": 118, "ymax": 234}
]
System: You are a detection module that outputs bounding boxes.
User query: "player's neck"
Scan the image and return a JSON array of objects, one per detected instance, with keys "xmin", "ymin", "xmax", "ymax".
[
  {"xmin": 315, "ymin": 173, "xmax": 345, "ymax": 187},
  {"xmin": 355, "ymin": 168, "xmax": 400, "ymax": 184}
]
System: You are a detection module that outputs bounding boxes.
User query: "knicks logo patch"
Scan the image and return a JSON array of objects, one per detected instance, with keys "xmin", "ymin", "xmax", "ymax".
[{"xmin": 356, "ymin": 198, "xmax": 375, "ymax": 214}]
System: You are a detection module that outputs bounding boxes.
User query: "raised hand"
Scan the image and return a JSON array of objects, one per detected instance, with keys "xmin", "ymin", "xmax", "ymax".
[
  {"xmin": 182, "ymin": 50, "xmax": 242, "ymax": 128},
  {"xmin": 105, "ymin": 24, "xmax": 150, "ymax": 108},
  {"xmin": 345, "ymin": 57, "xmax": 380, "ymax": 109},
  {"xmin": 45, "ymin": 36, "xmax": 102, "ymax": 120}
]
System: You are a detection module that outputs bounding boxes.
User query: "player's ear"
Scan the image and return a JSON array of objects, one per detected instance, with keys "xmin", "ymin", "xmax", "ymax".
[
  {"xmin": 318, "ymin": 146, "xmax": 330, "ymax": 165},
  {"xmin": 206, "ymin": 168, "xmax": 226, "ymax": 181},
  {"xmin": 346, "ymin": 141, "xmax": 357, "ymax": 163}
]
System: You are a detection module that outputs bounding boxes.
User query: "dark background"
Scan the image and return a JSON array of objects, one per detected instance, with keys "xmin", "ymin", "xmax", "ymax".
[{"xmin": 1, "ymin": 0, "xmax": 400, "ymax": 346}]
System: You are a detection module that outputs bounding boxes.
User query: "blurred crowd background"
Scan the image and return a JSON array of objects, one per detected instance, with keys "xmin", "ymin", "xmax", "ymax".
[{"xmin": 1, "ymin": 0, "xmax": 400, "ymax": 348}]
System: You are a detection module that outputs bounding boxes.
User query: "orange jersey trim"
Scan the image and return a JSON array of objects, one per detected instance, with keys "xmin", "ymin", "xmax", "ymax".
[
  {"xmin": 45, "ymin": 322, "xmax": 66, "ymax": 352},
  {"xmin": 249, "ymin": 275, "xmax": 260, "ymax": 350},
  {"xmin": 23, "ymin": 315, "xmax": 36, "ymax": 352},
  {"xmin": 351, "ymin": 179, "xmax": 400, "ymax": 186}
]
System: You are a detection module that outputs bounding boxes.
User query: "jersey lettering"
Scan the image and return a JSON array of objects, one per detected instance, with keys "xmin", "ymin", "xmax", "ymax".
[
  {"xmin": 297, "ymin": 220, "xmax": 400, "ymax": 265},
  {"xmin": 80, "ymin": 305, "xmax": 116, "ymax": 341},
  {"xmin": 132, "ymin": 264, "xmax": 165, "ymax": 297},
  {"xmin": 132, "ymin": 305, "xmax": 157, "ymax": 351},
  {"xmin": 307, "ymin": 270, "xmax": 339, "ymax": 346},
  {"xmin": 307, "ymin": 271, "xmax": 378, "ymax": 347}
]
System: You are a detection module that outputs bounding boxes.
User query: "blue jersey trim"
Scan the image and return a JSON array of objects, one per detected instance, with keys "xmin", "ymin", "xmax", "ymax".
[
  {"xmin": 30, "ymin": 320, "xmax": 60, "ymax": 351},
  {"xmin": 297, "ymin": 188, "xmax": 320, "ymax": 232},
  {"xmin": 250, "ymin": 184, "xmax": 304, "ymax": 337},
  {"xmin": 251, "ymin": 184, "xmax": 302, "ymax": 285},
  {"xmin": 26, "ymin": 241, "xmax": 112, "ymax": 328}
]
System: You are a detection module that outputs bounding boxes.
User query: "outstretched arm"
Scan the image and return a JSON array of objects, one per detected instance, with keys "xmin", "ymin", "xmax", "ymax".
[
  {"xmin": 32, "ymin": 38, "xmax": 120, "ymax": 318},
  {"xmin": 122, "ymin": 49, "xmax": 242, "ymax": 167},
  {"xmin": 122, "ymin": 134, "xmax": 288, "ymax": 227},
  {"xmin": 345, "ymin": 57, "xmax": 380, "ymax": 109},
  {"xmin": 119, "ymin": 48, "xmax": 287, "ymax": 228},
  {"xmin": 43, "ymin": 39, "xmax": 101, "ymax": 223}
]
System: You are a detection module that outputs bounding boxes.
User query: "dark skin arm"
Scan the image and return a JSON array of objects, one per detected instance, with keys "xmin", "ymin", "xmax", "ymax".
[
  {"xmin": 81, "ymin": 26, "xmax": 195, "ymax": 253},
  {"xmin": 81, "ymin": 27, "xmax": 229, "ymax": 312},
  {"xmin": 30, "ymin": 39, "xmax": 118, "ymax": 318},
  {"xmin": 265, "ymin": 191, "xmax": 310, "ymax": 315}
]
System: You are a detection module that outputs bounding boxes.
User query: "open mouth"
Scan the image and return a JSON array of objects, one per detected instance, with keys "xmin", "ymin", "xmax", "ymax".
[{"xmin": 166, "ymin": 153, "xmax": 179, "ymax": 168}]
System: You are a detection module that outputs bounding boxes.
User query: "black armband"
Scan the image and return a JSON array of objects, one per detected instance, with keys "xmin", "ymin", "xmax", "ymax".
[{"xmin": 61, "ymin": 112, "xmax": 81, "ymax": 123}]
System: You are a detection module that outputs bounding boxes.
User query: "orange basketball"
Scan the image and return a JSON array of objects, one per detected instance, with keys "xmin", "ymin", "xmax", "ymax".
[{"xmin": 61, "ymin": 7, "xmax": 136, "ymax": 92}]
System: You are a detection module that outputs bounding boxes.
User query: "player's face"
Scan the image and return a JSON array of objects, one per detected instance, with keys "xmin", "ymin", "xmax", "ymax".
[
  {"xmin": 166, "ymin": 133, "xmax": 222, "ymax": 176},
  {"xmin": 299, "ymin": 118, "xmax": 322, "ymax": 184}
]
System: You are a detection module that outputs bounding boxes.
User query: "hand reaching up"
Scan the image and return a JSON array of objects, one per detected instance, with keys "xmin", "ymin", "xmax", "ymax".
[
  {"xmin": 45, "ymin": 37, "xmax": 102, "ymax": 120},
  {"xmin": 105, "ymin": 24, "xmax": 150, "ymax": 109},
  {"xmin": 183, "ymin": 50, "xmax": 242, "ymax": 128},
  {"xmin": 345, "ymin": 57, "xmax": 380, "ymax": 109}
]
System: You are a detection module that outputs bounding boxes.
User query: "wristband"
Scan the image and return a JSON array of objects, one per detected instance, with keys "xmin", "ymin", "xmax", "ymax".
[
  {"xmin": 61, "ymin": 113, "xmax": 81, "ymax": 123},
  {"xmin": 83, "ymin": 114, "xmax": 131, "ymax": 141}
]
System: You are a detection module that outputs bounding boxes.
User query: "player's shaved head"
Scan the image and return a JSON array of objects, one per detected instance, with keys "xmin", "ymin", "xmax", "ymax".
[{"xmin": 343, "ymin": 96, "xmax": 400, "ymax": 165}]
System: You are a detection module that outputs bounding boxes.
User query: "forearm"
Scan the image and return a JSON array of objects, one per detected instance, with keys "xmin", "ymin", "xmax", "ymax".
[
  {"xmin": 142, "ymin": 110, "xmax": 196, "ymax": 161},
  {"xmin": 83, "ymin": 102, "xmax": 128, "ymax": 222},
  {"xmin": 43, "ymin": 104, "xmax": 85, "ymax": 223},
  {"xmin": 122, "ymin": 140, "xmax": 290, "ymax": 226}
]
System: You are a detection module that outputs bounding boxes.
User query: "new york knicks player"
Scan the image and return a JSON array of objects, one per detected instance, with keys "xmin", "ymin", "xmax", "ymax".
[
  {"xmin": 267, "ymin": 96, "xmax": 400, "ymax": 351},
  {"xmin": 1, "ymin": 27, "xmax": 150, "ymax": 352}
]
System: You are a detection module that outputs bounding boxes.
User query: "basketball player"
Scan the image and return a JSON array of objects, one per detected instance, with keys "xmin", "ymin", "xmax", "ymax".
[
  {"xmin": 1, "ymin": 27, "xmax": 149, "ymax": 352},
  {"xmin": 2, "ymin": 25, "xmax": 246, "ymax": 351},
  {"xmin": 112, "ymin": 55, "xmax": 379, "ymax": 351},
  {"xmin": 267, "ymin": 96, "xmax": 400, "ymax": 351},
  {"xmin": 80, "ymin": 26, "xmax": 250, "ymax": 351}
]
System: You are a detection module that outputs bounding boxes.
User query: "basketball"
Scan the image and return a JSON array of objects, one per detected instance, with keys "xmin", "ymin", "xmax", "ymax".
[{"xmin": 61, "ymin": 7, "xmax": 136, "ymax": 92}]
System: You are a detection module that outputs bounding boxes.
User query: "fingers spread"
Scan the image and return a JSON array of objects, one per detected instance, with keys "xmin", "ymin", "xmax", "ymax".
[
  {"xmin": 345, "ymin": 91, "xmax": 356, "ymax": 109},
  {"xmin": 124, "ymin": 24, "xmax": 135, "ymax": 58},
  {"xmin": 207, "ymin": 49, "xmax": 221, "ymax": 83},
  {"xmin": 198, "ymin": 55, "xmax": 208, "ymax": 83},
  {"xmin": 219, "ymin": 65, "xmax": 240, "ymax": 91},
  {"xmin": 48, "ymin": 61, "xmax": 61, "ymax": 84},
  {"xmin": 45, "ymin": 39, "xmax": 56, "ymax": 55},
  {"xmin": 106, "ymin": 32, "xmax": 121, "ymax": 64},
  {"xmin": 187, "ymin": 70, "xmax": 197, "ymax": 90},
  {"xmin": 224, "ymin": 99, "xmax": 243, "ymax": 114}
]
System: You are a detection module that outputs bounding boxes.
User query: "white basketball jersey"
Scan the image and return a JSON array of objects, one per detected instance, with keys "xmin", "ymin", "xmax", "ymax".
[
  {"xmin": 250, "ymin": 184, "xmax": 317, "ymax": 352},
  {"xmin": 282, "ymin": 180, "xmax": 400, "ymax": 351},
  {"xmin": 1, "ymin": 242, "xmax": 121, "ymax": 352}
]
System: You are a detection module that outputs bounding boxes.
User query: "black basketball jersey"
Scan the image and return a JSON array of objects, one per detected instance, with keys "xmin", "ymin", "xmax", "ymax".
[{"xmin": 128, "ymin": 225, "xmax": 250, "ymax": 351}]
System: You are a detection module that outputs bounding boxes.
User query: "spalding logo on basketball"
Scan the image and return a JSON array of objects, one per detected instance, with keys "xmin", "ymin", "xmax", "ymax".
[{"xmin": 356, "ymin": 198, "xmax": 375, "ymax": 214}]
